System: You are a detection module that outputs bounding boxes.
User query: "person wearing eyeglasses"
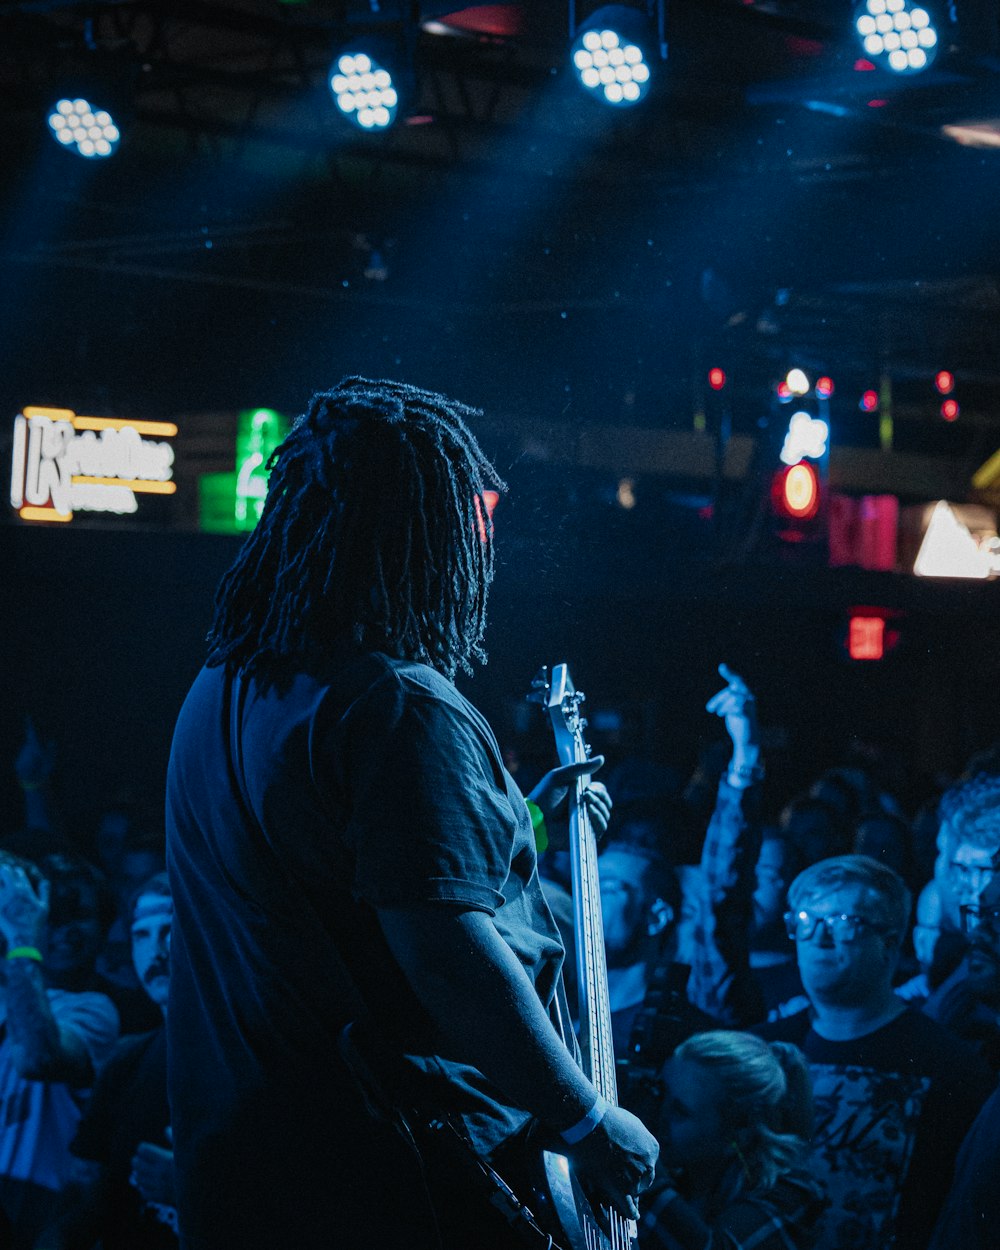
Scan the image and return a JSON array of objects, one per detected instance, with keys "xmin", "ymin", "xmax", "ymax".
[{"xmin": 756, "ymin": 854, "xmax": 993, "ymax": 1250}]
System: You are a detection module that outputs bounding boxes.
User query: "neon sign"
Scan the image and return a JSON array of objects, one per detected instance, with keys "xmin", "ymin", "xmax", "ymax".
[{"xmin": 10, "ymin": 406, "xmax": 177, "ymax": 523}]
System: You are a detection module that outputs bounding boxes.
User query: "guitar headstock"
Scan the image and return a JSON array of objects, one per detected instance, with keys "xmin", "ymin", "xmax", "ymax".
[{"xmin": 527, "ymin": 663, "xmax": 588, "ymax": 767}]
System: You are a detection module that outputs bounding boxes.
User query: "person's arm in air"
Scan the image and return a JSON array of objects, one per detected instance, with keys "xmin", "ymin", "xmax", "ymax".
[
  {"xmin": 0, "ymin": 864, "xmax": 102, "ymax": 1085},
  {"xmin": 378, "ymin": 903, "xmax": 657, "ymax": 1223},
  {"xmin": 688, "ymin": 665, "xmax": 765, "ymax": 1027}
]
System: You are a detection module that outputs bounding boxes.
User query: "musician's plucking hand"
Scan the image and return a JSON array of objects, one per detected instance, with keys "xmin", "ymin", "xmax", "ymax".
[
  {"xmin": 569, "ymin": 1101, "xmax": 659, "ymax": 1225},
  {"xmin": 527, "ymin": 756, "xmax": 613, "ymax": 837}
]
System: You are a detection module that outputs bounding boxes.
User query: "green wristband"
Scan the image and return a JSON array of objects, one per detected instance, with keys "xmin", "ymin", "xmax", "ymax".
[
  {"xmin": 6, "ymin": 946, "xmax": 43, "ymax": 963},
  {"xmin": 525, "ymin": 799, "xmax": 548, "ymax": 853}
]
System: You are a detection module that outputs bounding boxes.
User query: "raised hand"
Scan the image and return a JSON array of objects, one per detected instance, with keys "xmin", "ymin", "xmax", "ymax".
[
  {"xmin": 0, "ymin": 862, "xmax": 49, "ymax": 951},
  {"xmin": 705, "ymin": 664, "xmax": 758, "ymax": 759}
]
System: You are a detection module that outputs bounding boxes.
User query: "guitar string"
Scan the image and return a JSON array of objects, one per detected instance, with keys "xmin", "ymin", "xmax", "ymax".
[{"xmin": 572, "ymin": 731, "xmax": 631, "ymax": 1250}]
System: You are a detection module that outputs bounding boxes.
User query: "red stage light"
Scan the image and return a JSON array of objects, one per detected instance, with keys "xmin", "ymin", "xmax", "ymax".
[
  {"xmin": 475, "ymin": 490, "xmax": 499, "ymax": 542},
  {"xmin": 860, "ymin": 390, "xmax": 878, "ymax": 412},
  {"xmin": 816, "ymin": 376, "xmax": 834, "ymax": 398},
  {"xmin": 935, "ymin": 370, "xmax": 955, "ymax": 395},
  {"xmin": 854, "ymin": 58, "xmax": 877, "ymax": 71},
  {"xmin": 708, "ymin": 367, "xmax": 726, "ymax": 391},
  {"xmin": 777, "ymin": 381, "xmax": 792, "ymax": 400},
  {"xmin": 772, "ymin": 462, "xmax": 820, "ymax": 520},
  {"xmin": 849, "ymin": 616, "xmax": 885, "ymax": 661},
  {"xmin": 941, "ymin": 399, "xmax": 960, "ymax": 422}
]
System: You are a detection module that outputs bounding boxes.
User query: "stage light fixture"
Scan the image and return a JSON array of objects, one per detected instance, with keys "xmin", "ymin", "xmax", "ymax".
[
  {"xmin": 855, "ymin": 1, "xmax": 938, "ymax": 74},
  {"xmin": 47, "ymin": 96, "xmax": 121, "ymax": 159},
  {"xmin": 570, "ymin": 6, "xmax": 655, "ymax": 108},
  {"xmin": 329, "ymin": 50, "xmax": 399, "ymax": 130}
]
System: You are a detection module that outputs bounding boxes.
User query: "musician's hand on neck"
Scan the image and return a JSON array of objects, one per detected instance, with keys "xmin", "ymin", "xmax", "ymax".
[{"xmin": 527, "ymin": 757, "xmax": 610, "ymax": 832}]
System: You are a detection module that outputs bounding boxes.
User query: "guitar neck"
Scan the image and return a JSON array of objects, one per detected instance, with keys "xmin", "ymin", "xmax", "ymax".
[{"xmin": 565, "ymin": 753, "xmax": 619, "ymax": 1108}]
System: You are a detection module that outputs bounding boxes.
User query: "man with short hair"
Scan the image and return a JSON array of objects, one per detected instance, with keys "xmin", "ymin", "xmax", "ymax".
[
  {"xmin": 38, "ymin": 872, "xmax": 176, "ymax": 1249},
  {"xmin": 0, "ymin": 853, "xmax": 119, "ymax": 1249},
  {"xmin": 935, "ymin": 768, "xmax": 1000, "ymax": 930},
  {"xmin": 758, "ymin": 855, "xmax": 993, "ymax": 1250}
]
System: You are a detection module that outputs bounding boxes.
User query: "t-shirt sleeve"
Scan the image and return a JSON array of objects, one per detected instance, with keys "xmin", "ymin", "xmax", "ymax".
[
  {"xmin": 332, "ymin": 679, "xmax": 518, "ymax": 913},
  {"xmin": 51, "ymin": 990, "xmax": 120, "ymax": 1077}
]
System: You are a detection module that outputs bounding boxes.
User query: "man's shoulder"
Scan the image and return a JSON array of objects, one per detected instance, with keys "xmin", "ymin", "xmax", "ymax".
[{"xmin": 754, "ymin": 1006, "xmax": 812, "ymax": 1044}]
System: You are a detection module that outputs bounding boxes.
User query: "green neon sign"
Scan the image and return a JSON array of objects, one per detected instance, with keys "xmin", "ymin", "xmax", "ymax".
[{"xmin": 199, "ymin": 407, "xmax": 288, "ymax": 534}]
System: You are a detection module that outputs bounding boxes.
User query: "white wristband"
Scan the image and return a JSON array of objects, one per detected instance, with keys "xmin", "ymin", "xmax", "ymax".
[{"xmin": 561, "ymin": 1093, "xmax": 609, "ymax": 1145}]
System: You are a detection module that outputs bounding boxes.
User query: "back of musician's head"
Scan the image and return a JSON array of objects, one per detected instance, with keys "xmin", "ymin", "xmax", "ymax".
[{"xmin": 206, "ymin": 377, "xmax": 504, "ymax": 679}]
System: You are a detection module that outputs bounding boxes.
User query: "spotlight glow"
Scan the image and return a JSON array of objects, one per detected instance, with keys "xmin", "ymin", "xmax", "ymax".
[
  {"xmin": 329, "ymin": 51, "xmax": 398, "ymax": 129},
  {"xmin": 48, "ymin": 97, "xmax": 120, "ymax": 157},
  {"xmin": 571, "ymin": 20, "xmax": 652, "ymax": 107},
  {"xmin": 855, "ymin": 0, "xmax": 938, "ymax": 72}
]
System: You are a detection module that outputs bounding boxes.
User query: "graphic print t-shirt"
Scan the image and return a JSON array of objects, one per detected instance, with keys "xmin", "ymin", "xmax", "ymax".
[{"xmin": 758, "ymin": 1008, "xmax": 993, "ymax": 1250}]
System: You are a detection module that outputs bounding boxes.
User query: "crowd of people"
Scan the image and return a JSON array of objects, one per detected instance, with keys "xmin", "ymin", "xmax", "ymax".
[
  {"xmin": 5, "ymin": 675, "xmax": 1000, "ymax": 1250},
  {"xmin": 4, "ymin": 377, "xmax": 1000, "ymax": 1250}
]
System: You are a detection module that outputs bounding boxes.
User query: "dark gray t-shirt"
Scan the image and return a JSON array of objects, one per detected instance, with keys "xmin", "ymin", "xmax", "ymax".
[{"xmin": 166, "ymin": 649, "xmax": 565, "ymax": 1243}]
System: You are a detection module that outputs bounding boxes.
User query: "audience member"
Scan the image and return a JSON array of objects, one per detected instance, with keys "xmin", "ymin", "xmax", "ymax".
[
  {"xmin": 895, "ymin": 880, "xmax": 965, "ymax": 1006},
  {"xmin": 758, "ymin": 854, "xmax": 993, "ymax": 1250},
  {"xmin": 0, "ymin": 852, "xmax": 119, "ymax": 1249},
  {"xmin": 642, "ymin": 1031, "xmax": 825, "ymax": 1250},
  {"xmin": 928, "ymin": 1067, "xmax": 1000, "ymax": 1247},
  {"xmin": 778, "ymin": 797, "xmax": 845, "ymax": 871},
  {"xmin": 605, "ymin": 665, "xmax": 765, "ymax": 1065},
  {"xmin": 935, "ymin": 766, "xmax": 1000, "ymax": 930},
  {"xmin": 38, "ymin": 871, "xmax": 175, "ymax": 1249},
  {"xmin": 750, "ymin": 830, "xmax": 805, "ymax": 1015}
]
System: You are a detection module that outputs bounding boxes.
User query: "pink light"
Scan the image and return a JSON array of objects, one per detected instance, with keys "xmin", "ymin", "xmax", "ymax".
[
  {"xmin": 816, "ymin": 376, "xmax": 834, "ymax": 398},
  {"xmin": 868, "ymin": 99, "xmax": 888, "ymax": 108},
  {"xmin": 935, "ymin": 370, "xmax": 955, "ymax": 395},
  {"xmin": 708, "ymin": 367, "xmax": 726, "ymax": 391},
  {"xmin": 854, "ymin": 58, "xmax": 877, "ymax": 71},
  {"xmin": 941, "ymin": 399, "xmax": 960, "ymax": 422},
  {"xmin": 860, "ymin": 390, "xmax": 878, "ymax": 412}
]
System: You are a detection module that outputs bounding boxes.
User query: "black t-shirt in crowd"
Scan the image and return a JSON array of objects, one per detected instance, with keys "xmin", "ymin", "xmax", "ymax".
[
  {"xmin": 757, "ymin": 1006, "xmax": 994, "ymax": 1250},
  {"xmin": 70, "ymin": 1027, "xmax": 176, "ymax": 1250},
  {"xmin": 165, "ymin": 650, "xmax": 565, "ymax": 1249}
]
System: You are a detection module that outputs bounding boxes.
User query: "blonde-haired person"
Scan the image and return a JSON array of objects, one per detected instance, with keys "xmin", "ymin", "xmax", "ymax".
[{"xmin": 641, "ymin": 1031, "xmax": 826, "ymax": 1250}]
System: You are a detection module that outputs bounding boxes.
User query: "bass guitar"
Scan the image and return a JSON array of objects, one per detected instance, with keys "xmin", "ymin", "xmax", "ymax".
[{"xmin": 527, "ymin": 663, "xmax": 639, "ymax": 1250}]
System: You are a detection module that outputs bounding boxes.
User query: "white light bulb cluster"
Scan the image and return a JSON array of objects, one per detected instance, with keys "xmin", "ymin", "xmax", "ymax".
[
  {"xmin": 856, "ymin": 0, "xmax": 937, "ymax": 73},
  {"xmin": 48, "ymin": 98, "xmax": 120, "ymax": 158},
  {"xmin": 330, "ymin": 54, "xmax": 398, "ymax": 130},
  {"xmin": 573, "ymin": 29, "xmax": 650, "ymax": 106}
]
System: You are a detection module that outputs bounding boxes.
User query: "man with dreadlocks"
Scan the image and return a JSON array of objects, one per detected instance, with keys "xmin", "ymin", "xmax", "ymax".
[{"xmin": 165, "ymin": 378, "xmax": 658, "ymax": 1250}]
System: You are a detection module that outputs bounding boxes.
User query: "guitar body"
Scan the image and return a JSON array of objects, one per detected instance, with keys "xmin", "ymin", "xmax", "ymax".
[{"xmin": 541, "ymin": 1149, "xmax": 617, "ymax": 1250}]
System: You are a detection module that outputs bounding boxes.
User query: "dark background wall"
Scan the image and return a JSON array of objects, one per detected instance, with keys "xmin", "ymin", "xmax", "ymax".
[{"xmin": 4, "ymin": 519, "xmax": 999, "ymax": 839}]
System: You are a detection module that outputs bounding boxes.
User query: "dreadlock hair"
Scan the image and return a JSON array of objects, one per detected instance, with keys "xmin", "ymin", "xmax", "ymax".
[{"xmin": 206, "ymin": 377, "xmax": 505, "ymax": 680}]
